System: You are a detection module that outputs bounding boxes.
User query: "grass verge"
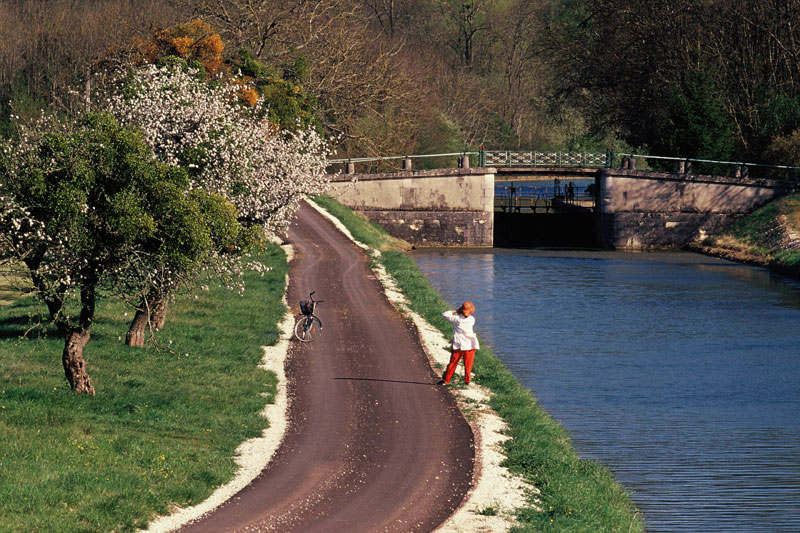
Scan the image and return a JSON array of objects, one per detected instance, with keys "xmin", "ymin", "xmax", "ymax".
[
  {"xmin": 313, "ymin": 195, "xmax": 645, "ymax": 532},
  {"xmin": 0, "ymin": 244, "xmax": 288, "ymax": 532}
]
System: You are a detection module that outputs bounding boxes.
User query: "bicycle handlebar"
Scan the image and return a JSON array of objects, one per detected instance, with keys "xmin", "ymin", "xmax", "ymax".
[{"xmin": 307, "ymin": 292, "xmax": 324, "ymax": 304}]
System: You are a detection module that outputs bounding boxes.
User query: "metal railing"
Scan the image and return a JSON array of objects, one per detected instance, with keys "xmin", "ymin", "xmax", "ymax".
[
  {"xmin": 495, "ymin": 181, "xmax": 596, "ymax": 213},
  {"xmin": 482, "ymin": 150, "xmax": 610, "ymax": 168},
  {"xmin": 328, "ymin": 149, "xmax": 612, "ymax": 173},
  {"xmin": 616, "ymin": 153, "xmax": 800, "ymax": 177},
  {"xmin": 327, "ymin": 149, "xmax": 800, "ymax": 179},
  {"xmin": 327, "ymin": 151, "xmax": 476, "ymax": 165}
]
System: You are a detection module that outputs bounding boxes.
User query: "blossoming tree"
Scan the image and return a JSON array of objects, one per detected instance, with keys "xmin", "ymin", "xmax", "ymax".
[
  {"xmin": 0, "ymin": 112, "xmax": 247, "ymax": 393},
  {"xmin": 108, "ymin": 62, "xmax": 330, "ymax": 236},
  {"xmin": 106, "ymin": 62, "xmax": 330, "ymax": 341}
]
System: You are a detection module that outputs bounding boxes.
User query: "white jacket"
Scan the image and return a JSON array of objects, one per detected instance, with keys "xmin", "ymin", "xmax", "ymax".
[{"xmin": 443, "ymin": 311, "xmax": 480, "ymax": 351}]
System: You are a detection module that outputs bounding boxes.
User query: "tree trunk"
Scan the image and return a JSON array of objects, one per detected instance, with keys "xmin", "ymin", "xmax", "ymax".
[
  {"xmin": 125, "ymin": 309, "xmax": 149, "ymax": 347},
  {"xmin": 151, "ymin": 298, "xmax": 168, "ymax": 331},
  {"xmin": 26, "ymin": 255, "xmax": 64, "ymax": 320},
  {"xmin": 62, "ymin": 328, "xmax": 94, "ymax": 395},
  {"xmin": 125, "ymin": 294, "xmax": 168, "ymax": 347},
  {"xmin": 60, "ymin": 283, "xmax": 96, "ymax": 395}
]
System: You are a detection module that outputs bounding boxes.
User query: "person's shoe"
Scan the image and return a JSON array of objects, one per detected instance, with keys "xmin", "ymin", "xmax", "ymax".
[{"xmin": 437, "ymin": 379, "xmax": 447, "ymax": 385}]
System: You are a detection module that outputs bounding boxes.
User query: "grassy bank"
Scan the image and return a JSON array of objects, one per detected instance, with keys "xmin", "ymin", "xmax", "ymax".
[
  {"xmin": 0, "ymin": 265, "xmax": 32, "ymax": 307},
  {"xmin": 0, "ymin": 245, "xmax": 288, "ymax": 532},
  {"xmin": 313, "ymin": 195, "xmax": 644, "ymax": 532},
  {"xmin": 690, "ymin": 192, "xmax": 800, "ymax": 279}
]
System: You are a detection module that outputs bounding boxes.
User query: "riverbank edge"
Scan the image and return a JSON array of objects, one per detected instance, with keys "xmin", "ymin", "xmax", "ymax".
[
  {"xmin": 683, "ymin": 240, "xmax": 800, "ymax": 281},
  {"xmin": 312, "ymin": 195, "xmax": 645, "ymax": 532},
  {"xmin": 684, "ymin": 192, "xmax": 800, "ymax": 282},
  {"xmin": 682, "ymin": 242, "xmax": 800, "ymax": 282}
]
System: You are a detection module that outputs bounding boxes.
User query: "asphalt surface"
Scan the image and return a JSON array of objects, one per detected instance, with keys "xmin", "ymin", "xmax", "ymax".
[{"xmin": 178, "ymin": 201, "xmax": 474, "ymax": 532}]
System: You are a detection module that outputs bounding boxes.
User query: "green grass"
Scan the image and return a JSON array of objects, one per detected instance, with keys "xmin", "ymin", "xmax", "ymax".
[
  {"xmin": 0, "ymin": 244, "xmax": 288, "ymax": 532},
  {"xmin": 314, "ymin": 195, "xmax": 645, "ymax": 532},
  {"xmin": 0, "ymin": 264, "xmax": 32, "ymax": 307},
  {"xmin": 717, "ymin": 192, "xmax": 800, "ymax": 278}
]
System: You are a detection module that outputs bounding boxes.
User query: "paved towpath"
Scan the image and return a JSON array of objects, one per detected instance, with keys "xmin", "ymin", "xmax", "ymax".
[{"xmin": 178, "ymin": 201, "xmax": 474, "ymax": 532}]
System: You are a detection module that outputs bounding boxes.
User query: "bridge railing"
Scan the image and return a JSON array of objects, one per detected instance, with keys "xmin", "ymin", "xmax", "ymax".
[
  {"xmin": 328, "ymin": 152, "xmax": 478, "ymax": 173},
  {"xmin": 328, "ymin": 149, "xmax": 800, "ymax": 179},
  {"xmin": 482, "ymin": 150, "xmax": 610, "ymax": 168},
  {"xmin": 616, "ymin": 153, "xmax": 800, "ymax": 179},
  {"xmin": 327, "ymin": 150, "xmax": 612, "ymax": 173}
]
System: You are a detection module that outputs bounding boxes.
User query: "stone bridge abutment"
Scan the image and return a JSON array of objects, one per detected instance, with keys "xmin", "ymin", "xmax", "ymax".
[
  {"xmin": 597, "ymin": 168, "xmax": 795, "ymax": 248},
  {"xmin": 327, "ymin": 168, "xmax": 496, "ymax": 247}
]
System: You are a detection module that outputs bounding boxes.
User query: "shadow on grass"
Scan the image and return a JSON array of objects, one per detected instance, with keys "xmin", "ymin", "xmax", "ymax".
[{"xmin": 0, "ymin": 315, "xmax": 61, "ymax": 339}]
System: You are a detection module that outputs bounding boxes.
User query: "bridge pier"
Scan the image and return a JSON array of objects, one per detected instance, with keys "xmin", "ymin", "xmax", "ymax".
[
  {"xmin": 327, "ymin": 167, "xmax": 495, "ymax": 247},
  {"xmin": 596, "ymin": 168, "xmax": 793, "ymax": 249}
]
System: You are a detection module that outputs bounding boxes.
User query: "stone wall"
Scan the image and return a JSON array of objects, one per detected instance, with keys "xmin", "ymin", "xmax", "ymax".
[
  {"xmin": 327, "ymin": 168, "xmax": 496, "ymax": 247},
  {"xmin": 363, "ymin": 210, "xmax": 493, "ymax": 247},
  {"xmin": 597, "ymin": 169, "xmax": 794, "ymax": 249}
]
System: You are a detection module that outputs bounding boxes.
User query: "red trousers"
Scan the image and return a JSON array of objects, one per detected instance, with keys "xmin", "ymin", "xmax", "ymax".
[{"xmin": 443, "ymin": 349, "xmax": 475, "ymax": 384}]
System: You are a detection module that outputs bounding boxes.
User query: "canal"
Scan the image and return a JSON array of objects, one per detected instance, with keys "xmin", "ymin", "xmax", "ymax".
[{"xmin": 411, "ymin": 248, "xmax": 800, "ymax": 532}]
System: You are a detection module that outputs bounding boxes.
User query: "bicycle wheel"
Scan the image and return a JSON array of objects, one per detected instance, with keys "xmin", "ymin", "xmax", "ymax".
[{"xmin": 294, "ymin": 315, "xmax": 322, "ymax": 342}]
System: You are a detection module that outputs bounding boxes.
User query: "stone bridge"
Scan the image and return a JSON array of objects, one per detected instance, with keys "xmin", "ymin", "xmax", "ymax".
[{"xmin": 326, "ymin": 164, "xmax": 795, "ymax": 249}]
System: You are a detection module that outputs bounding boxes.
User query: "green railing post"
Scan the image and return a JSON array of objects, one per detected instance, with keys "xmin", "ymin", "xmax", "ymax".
[
  {"xmin": 606, "ymin": 147, "xmax": 615, "ymax": 168},
  {"xmin": 479, "ymin": 146, "xmax": 485, "ymax": 167}
]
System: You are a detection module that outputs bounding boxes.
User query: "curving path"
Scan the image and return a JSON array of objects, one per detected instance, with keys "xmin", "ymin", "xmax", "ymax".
[{"xmin": 178, "ymin": 201, "xmax": 474, "ymax": 532}]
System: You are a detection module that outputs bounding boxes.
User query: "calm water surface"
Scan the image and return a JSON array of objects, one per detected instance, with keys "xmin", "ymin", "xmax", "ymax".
[{"xmin": 411, "ymin": 248, "xmax": 800, "ymax": 532}]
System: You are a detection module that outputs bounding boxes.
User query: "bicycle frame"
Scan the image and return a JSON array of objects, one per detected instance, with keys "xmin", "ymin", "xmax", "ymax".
[{"xmin": 295, "ymin": 291, "xmax": 323, "ymax": 342}]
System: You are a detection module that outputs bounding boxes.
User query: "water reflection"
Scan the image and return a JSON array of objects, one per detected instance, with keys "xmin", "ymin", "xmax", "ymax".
[{"xmin": 412, "ymin": 248, "xmax": 800, "ymax": 532}]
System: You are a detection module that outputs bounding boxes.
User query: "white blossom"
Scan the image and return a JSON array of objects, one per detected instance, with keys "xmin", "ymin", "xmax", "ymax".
[{"xmin": 107, "ymin": 64, "xmax": 331, "ymax": 237}]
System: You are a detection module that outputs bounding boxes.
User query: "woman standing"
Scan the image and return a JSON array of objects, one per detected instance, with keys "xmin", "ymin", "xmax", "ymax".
[{"xmin": 439, "ymin": 301, "xmax": 480, "ymax": 385}]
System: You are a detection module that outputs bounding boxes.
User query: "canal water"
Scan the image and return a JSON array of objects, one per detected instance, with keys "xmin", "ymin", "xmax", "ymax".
[{"xmin": 411, "ymin": 248, "xmax": 800, "ymax": 532}]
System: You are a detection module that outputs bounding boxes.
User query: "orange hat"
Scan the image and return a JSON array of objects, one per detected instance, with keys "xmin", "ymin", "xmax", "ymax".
[{"xmin": 460, "ymin": 301, "xmax": 475, "ymax": 314}]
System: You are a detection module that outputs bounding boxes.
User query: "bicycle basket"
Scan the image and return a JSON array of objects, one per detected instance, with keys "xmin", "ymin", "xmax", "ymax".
[{"xmin": 299, "ymin": 300, "xmax": 313, "ymax": 315}]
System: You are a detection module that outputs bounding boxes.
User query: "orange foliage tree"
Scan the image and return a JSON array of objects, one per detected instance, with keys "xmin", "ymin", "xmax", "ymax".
[
  {"xmin": 134, "ymin": 19, "xmax": 225, "ymax": 77},
  {"xmin": 132, "ymin": 20, "xmax": 263, "ymax": 108}
]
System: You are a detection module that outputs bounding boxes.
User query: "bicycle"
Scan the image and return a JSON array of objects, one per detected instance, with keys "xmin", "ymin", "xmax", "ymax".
[{"xmin": 294, "ymin": 291, "xmax": 323, "ymax": 342}]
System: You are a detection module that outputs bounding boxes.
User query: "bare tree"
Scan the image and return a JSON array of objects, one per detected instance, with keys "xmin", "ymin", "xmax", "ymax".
[
  {"xmin": 0, "ymin": 0, "xmax": 183, "ymax": 115},
  {"xmin": 436, "ymin": 0, "xmax": 494, "ymax": 69}
]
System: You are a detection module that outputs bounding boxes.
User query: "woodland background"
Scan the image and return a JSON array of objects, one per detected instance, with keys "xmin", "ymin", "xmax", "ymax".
[{"xmin": 3, "ymin": 0, "xmax": 800, "ymax": 168}]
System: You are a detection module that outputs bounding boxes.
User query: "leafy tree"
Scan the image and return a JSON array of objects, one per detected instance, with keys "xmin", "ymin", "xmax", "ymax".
[
  {"xmin": 133, "ymin": 19, "xmax": 226, "ymax": 77},
  {"xmin": 659, "ymin": 68, "xmax": 735, "ymax": 162},
  {"xmin": 767, "ymin": 127, "xmax": 800, "ymax": 167},
  {"xmin": 105, "ymin": 62, "xmax": 328, "ymax": 335},
  {"xmin": 117, "ymin": 186, "xmax": 258, "ymax": 348},
  {"xmin": 0, "ymin": 111, "xmax": 248, "ymax": 393},
  {"xmin": 232, "ymin": 48, "xmax": 321, "ymax": 132},
  {"xmin": 107, "ymin": 62, "xmax": 329, "ymax": 237},
  {"xmin": 545, "ymin": 0, "xmax": 800, "ymax": 166}
]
